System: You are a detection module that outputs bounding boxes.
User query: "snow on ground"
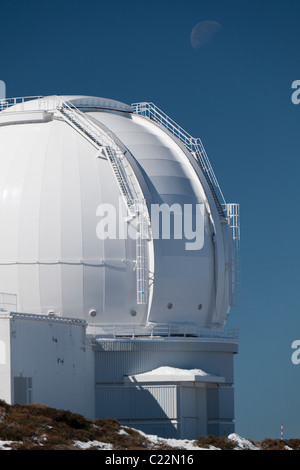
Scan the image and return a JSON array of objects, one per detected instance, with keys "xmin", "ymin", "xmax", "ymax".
[
  {"xmin": 76, "ymin": 427, "xmax": 259, "ymax": 451},
  {"xmin": 74, "ymin": 440, "xmax": 113, "ymax": 450},
  {"xmin": 0, "ymin": 440, "xmax": 13, "ymax": 450},
  {"xmin": 127, "ymin": 428, "xmax": 261, "ymax": 451},
  {"xmin": 131, "ymin": 428, "xmax": 209, "ymax": 450},
  {"xmin": 0, "ymin": 426, "xmax": 261, "ymax": 451},
  {"xmin": 228, "ymin": 433, "xmax": 260, "ymax": 450}
]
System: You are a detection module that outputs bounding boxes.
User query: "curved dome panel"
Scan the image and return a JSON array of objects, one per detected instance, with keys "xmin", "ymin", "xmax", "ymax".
[
  {"xmin": 88, "ymin": 111, "xmax": 217, "ymax": 326},
  {"xmin": 0, "ymin": 95, "xmax": 232, "ymax": 329},
  {"xmin": 0, "ymin": 115, "xmax": 145, "ymax": 324}
]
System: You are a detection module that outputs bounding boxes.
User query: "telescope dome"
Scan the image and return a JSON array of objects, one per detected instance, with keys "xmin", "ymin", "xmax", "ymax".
[{"xmin": 0, "ymin": 95, "xmax": 235, "ymax": 329}]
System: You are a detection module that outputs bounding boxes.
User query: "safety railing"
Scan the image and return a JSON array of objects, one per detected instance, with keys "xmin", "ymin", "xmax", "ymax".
[
  {"xmin": 226, "ymin": 203, "xmax": 241, "ymax": 306},
  {"xmin": 0, "ymin": 95, "xmax": 240, "ymax": 309},
  {"xmin": 132, "ymin": 101, "xmax": 241, "ymax": 306},
  {"xmin": 87, "ymin": 322, "xmax": 239, "ymax": 342},
  {"xmin": 0, "ymin": 96, "xmax": 47, "ymax": 112},
  {"xmin": 131, "ymin": 101, "xmax": 226, "ymax": 217},
  {"xmin": 0, "ymin": 292, "xmax": 17, "ymax": 312},
  {"xmin": 56, "ymin": 97, "xmax": 151, "ymax": 306},
  {"xmin": 0, "ymin": 95, "xmax": 151, "ymax": 307}
]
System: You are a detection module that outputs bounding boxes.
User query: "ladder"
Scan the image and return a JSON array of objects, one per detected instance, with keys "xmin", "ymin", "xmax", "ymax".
[
  {"xmin": 135, "ymin": 200, "xmax": 150, "ymax": 304},
  {"xmin": 58, "ymin": 103, "xmax": 138, "ymax": 212},
  {"xmin": 132, "ymin": 101, "xmax": 241, "ymax": 306},
  {"xmin": 102, "ymin": 146, "xmax": 135, "ymax": 213},
  {"xmin": 191, "ymin": 147, "xmax": 224, "ymax": 217},
  {"xmin": 131, "ymin": 102, "xmax": 226, "ymax": 218},
  {"xmin": 57, "ymin": 98, "xmax": 150, "ymax": 305},
  {"xmin": 226, "ymin": 203, "xmax": 241, "ymax": 307}
]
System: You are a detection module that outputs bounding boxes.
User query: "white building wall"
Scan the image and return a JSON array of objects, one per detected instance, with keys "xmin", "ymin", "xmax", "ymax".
[
  {"xmin": 180, "ymin": 385, "xmax": 207, "ymax": 439},
  {"xmin": 89, "ymin": 111, "xmax": 218, "ymax": 327},
  {"xmin": 4, "ymin": 313, "xmax": 95, "ymax": 419},
  {"xmin": 94, "ymin": 337, "xmax": 237, "ymax": 438},
  {"xmin": 0, "ymin": 313, "xmax": 11, "ymax": 404},
  {"xmin": 0, "ymin": 96, "xmax": 233, "ymax": 329}
]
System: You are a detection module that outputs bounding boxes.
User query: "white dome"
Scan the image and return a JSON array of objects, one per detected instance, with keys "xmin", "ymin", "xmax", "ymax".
[{"xmin": 0, "ymin": 95, "xmax": 233, "ymax": 328}]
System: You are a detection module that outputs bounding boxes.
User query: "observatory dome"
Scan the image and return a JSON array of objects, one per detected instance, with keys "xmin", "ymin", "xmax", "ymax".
[{"xmin": 0, "ymin": 95, "xmax": 236, "ymax": 329}]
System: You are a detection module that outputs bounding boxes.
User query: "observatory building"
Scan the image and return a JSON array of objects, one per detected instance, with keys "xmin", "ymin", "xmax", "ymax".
[{"xmin": 0, "ymin": 95, "xmax": 240, "ymax": 439}]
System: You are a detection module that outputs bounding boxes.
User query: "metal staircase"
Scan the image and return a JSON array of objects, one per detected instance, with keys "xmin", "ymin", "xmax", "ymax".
[
  {"xmin": 58, "ymin": 101, "xmax": 138, "ymax": 213},
  {"xmin": 226, "ymin": 203, "xmax": 241, "ymax": 307},
  {"xmin": 56, "ymin": 97, "xmax": 150, "ymax": 305},
  {"xmin": 0, "ymin": 95, "xmax": 240, "ymax": 309},
  {"xmin": 132, "ymin": 101, "xmax": 241, "ymax": 307},
  {"xmin": 131, "ymin": 102, "xmax": 226, "ymax": 218},
  {"xmin": 135, "ymin": 199, "xmax": 150, "ymax": 304},
  {"xmin": 101, "ymin": 146, "xmax": 136, "ymax": 213}
]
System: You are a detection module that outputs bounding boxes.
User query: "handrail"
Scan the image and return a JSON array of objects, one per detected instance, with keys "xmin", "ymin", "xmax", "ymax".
[
  {"xmin": 0, "ymin": 95, "xmax": 240, "ymax": 308},
  {"xmin": 87, "ymin": 322, "xmax": 239, "ymax": 342},
  {"xmin": 56, "ymin": 96, "xmax": 150, "ymax": 306},
  {"xmin": 0, "ymin": 292, "xmax": 17, "ymax": 311},
  {"xmin": 0, "ymin": 95, "xmax": 44, "ymax": 112},
  {"xmin": 131, "ymin": 102, "xmax": 226, "ymax": 217},
  {"xmin": 0, "ymin": 95, "xmax": 151, "ymax": 307},
  {"xmin": 131, "ymin": 101, "xmax": 241, "ymax": 307},
  {"xmin": 226, "ymin": 203, "xmax": 241, "ymax": 306}
]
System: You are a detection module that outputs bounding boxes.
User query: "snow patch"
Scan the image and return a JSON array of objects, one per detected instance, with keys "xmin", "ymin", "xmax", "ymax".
[
  {"xmin": 132, "ymin": 428, "xmax": 208, "ymax": 450},
  {"xmin": 228, "ymin": 433, "xmax": 259, "ymax": 450},
  {"xmin": 142, "ymin": 366, "xmax": 210, "ymax": 376},
  {"xmin": 74, "ymin": 440, "xmax": 113, "ymax": 450},
  {"xmin": 0, "ymin": 440, "xmax": 13, "ymax": 450}
]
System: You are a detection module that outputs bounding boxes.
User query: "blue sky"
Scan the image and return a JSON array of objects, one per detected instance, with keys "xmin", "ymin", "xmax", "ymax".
[{"xmin": 1, "ymin": 0, "xmax": 300, "ymax": 441}]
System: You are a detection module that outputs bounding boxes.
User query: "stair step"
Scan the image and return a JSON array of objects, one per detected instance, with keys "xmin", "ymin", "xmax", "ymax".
[{"xmin": 59, "ymin": 101, "xmax": 149, "ymax": 306}]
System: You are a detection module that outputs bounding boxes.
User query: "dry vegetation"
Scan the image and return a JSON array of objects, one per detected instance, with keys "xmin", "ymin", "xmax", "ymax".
[
  {"xmin": 195, "ymin": 435, "xmax": 237, "ymax": 450},
  {"xmin": 0, "ymin": 400, "xmax": 156, "ymax": 450},
  {"xmin": 0, "ymin": 400, "xmax": 299, "ymax": 450}
]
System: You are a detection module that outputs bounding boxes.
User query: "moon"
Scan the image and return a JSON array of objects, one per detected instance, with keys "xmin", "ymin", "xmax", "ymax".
[{"xmin": 190, "ymin": 20, "xmax": 222, "ymax": 49}]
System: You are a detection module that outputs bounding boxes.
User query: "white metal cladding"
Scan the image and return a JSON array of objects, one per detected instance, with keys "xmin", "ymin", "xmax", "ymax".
[
  {"xmin": 207, "ymin": 386, "xmax": 234, "ymax": 421},
  {"xmin": 0, "ymin": 312, "xmax": 95, "ymax": 417},
  {"xmin": 95, "ymin": 385, "xmax": 177, "ymax": 420},
  {"xmin": 207, "ymin": 387, "xmax": 219, "ymax": 420},
  {"xmin": 0, "ymin": 103, "xmax": 145, "ymax": 323},
  {"xmin": 218, "ymin": 386, "xmax": 235, "ymax": 419},
  {"xmin": 207, "ymin": 422, "xmax": 235, "ymax": 437},
  {"xmin": 131, "ymin": 102, "xmax": 226, "ymax": 217},
  {"xmin": 87, "ymin": 109, "xmax": 230, "ymax": 327},
  {"xmin": 0, "ymin": 95, "xmax": 235, "ymax": 329},
  {"xmin": 94, "ymin": 338, "xmax": 237, "ymax": 383}
]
